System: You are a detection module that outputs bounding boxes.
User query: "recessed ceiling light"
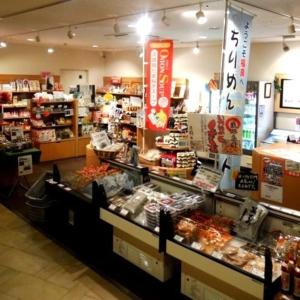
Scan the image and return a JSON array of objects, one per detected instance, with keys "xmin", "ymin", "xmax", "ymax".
[
  {"xmin": 199, "ymin": 35, "xmax": 207, "ymax": 39},
  {"xmin": 128, "ymin": 24, "xmax": 136, "ymax": 28},
  {"xmin": 0, "ymin": 41, "xmax": 7, "ymax": 48},
  {"xmin": 182, "ymin": 10, "xmax": 198, "ymax": 18},
  {"xmin": 27, "ymin": 38, "xmax": 35, "ymax": 42},
  {"xmin": 47, "ymin": 48, "xmax": 54, "ymax": 53},
  {"xmin": 92, "ymin": 45, "xmax": 99, "ymax": 48}
]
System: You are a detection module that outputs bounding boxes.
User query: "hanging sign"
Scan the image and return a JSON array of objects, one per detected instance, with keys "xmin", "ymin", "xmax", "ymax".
[
  {"xmin": 188, "ymin": 113, "xmax": 243, "ymax": 156},
  {"xmin": 145, "ymin": 40, "xmax": 173, "ymax": 131},
  {"xmin": 219, "ymin": 5, "xmax": 253, "ymax": 189}
]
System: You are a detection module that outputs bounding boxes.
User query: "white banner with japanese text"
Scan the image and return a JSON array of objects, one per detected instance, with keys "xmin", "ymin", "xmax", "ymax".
[{"xmin": 219, "ymin": 5, "xmax": 253, "ymax": 189}]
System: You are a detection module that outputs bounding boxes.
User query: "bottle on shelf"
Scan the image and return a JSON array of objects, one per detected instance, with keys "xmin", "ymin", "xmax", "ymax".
[
  {"xmin": 281, "ymin": 251, "xmax": 293, "ymax": 294},
  {"xmin": 293, "ymin": 247, "xmax": 300, "ymax": 298}
]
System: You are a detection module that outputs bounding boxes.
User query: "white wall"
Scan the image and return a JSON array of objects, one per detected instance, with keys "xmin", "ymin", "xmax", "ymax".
[{"xmin": 0, "ymin": 44, "xmax": 105, "ymax": 87}]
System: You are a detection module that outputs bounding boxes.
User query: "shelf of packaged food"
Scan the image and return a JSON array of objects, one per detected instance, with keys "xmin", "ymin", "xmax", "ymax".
[
  {"xmin": 31, "ymin": 100, "xmax": 74, "ymax": 105},
  {"xmin": 167, "ymin": 128, "xmax": 187, "ymax": 133},
  {"xmin": 99, "ymin": 208, "xmax": 159, "ymax": 249},
  {"xmin": 35, "ymin": 138, "xmax": 76, "ymax": 144},
  {"xmin": 32, "ymin": 124, "xmax": 72, "ymax": 129},
  {"xmin": 96, "ymin": 91, "xmax": 142, "ymax": 98},
  {"xmin": 0, "ymin": 90, "xmax": 40, "ymax": 94},
  {"xmin": 116, "ymin": 122, "xmax": 136, "ymax": 127},
  {"xmin": 40, "ymin": 111, "xmax": 66, "ymax": 115},
  {"xmin": 3, "ymin": 116, "xmax": 30, "ymax": 120},
  {"xmin": 166, "ymin": 240, "xmax": 266, "ymax": 299},
  {"xmin": 155, "ymin": 143, "xmax": 190, "ymax": 151},
  {"xmin": 1, "ymin": 104, "xmax": 28, "ymax": 108}
]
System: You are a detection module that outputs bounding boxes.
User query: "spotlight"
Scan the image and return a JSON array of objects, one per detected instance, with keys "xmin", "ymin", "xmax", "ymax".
[
  {"xmin": 161, "ymin": 10, "xmax": 170, "ymax": 26},
  {"xmin": 67, "ymin": 26, "xmax": 76, "ymax": 39},
  {"xmin": 0, "ymin": 41, "xmax": 7, "ymax": 48},
  {"xmin": 282, "ymin": 37, "xmax": 290, "ymax": 52},
  {"xmin": 193, "ymin": 42, "xmax": 200, "ymax": 54},
  {"xmin": 288, "ymin": 17, "xmax": 296, "ymax": 34},
  {"xmin": 136, "ymin": 14, "xmax": 153, "ymax": 37},
  {"xmin": 47, "ymin": 48, "xmax": 54, "ymax": 53},
  {"xmin": 196, "ymin": 3, "xmax": 207, "ymax": 25}
]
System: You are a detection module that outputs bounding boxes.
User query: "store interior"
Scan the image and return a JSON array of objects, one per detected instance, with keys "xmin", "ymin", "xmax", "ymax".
[{"xmin": 1, "ymin": 1, "xmax": 300, "ymax": 300}]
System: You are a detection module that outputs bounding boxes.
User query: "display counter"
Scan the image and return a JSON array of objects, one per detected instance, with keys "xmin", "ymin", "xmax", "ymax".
[{"xmin": 42, "ymin": 159, "xmax": 300, "ymax": 299}]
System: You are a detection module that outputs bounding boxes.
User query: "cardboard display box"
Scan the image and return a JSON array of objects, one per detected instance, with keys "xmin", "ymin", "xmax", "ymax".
[{"xmin": 252, "ymin": 143, "xmax": 300, "ymax": 211}]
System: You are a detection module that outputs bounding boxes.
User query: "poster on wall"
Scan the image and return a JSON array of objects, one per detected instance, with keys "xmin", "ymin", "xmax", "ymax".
[
  {"xmin": 218, "ymin": 5, "xmax": 253, "ymax": 189},
  {"xmin": 188, "ymin": 113, "xmax": 243, "ymax": 156},
  {"xmin": 145, "ymin": 40, "xmax": 173, "ymax": 131},
  {"xmin": 261, "ymin": 156, "xmax": 284, "ymax": 203}
]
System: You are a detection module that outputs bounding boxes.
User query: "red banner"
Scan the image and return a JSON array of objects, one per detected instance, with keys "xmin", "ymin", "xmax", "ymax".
[{"xmin": 145, "ymin": 40, "xmax": 173, "ymax": 131}]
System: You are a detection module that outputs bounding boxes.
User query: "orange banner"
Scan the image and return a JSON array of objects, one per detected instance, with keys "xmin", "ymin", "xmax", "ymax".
[{"xmin": 145, "ymin": 40, "xmax": 173, "ymax": 131}]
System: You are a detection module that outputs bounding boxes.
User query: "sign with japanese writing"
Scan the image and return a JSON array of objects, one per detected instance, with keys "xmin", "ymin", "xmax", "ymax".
[
  {"xmin": 188, "ymin": 113, "xmax": 242, "ymax": 155},
  {"xmin": 219, "ymin": 5, "xmax": 253, "ymax": 189},
  {"xmin": 193, "ymin": 166, "xmax": 223, "ymax": 192},
  {"xmin": 145, "ymin": 40, "xmax": 173, "ymax": 131},
  {"xmin": 235, "ymin": 172, "xmax": 258, "ymax": 190}
]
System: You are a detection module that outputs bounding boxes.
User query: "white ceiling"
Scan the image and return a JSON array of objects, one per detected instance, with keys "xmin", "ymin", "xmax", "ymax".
[{"xmin": 0, "ymin": 0, "xmax": 300, "ymax": 51}]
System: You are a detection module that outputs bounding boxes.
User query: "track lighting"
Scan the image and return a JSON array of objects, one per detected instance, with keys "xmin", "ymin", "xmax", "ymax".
[
  {"xmin": 193, "ymin": 42, "xmax": 200, "ymax": 54},
  {"xmin": 67, "ymin": 26, "xmax": 76, "ymax": 39},
  {"xmin": 282, "ymin": 37, "xmax": 290, "ymax": 52},
  {"xmin": 47, "ymin": 48, "xmax": 54, "ymax": 53},
  {"xmin": 161, "ymin": 10, "xmax": 170, "ymax": 26},
  {"xmin": 0, "ymin": 41, "xmax": 7, "ymax": 48},
  {"xmin": 288, "ymin": 17, "xmax": 296, "ymax": 34},
  {"xmin": 196, "ymin": 3, "xmax": 207, "ymax": 25}
]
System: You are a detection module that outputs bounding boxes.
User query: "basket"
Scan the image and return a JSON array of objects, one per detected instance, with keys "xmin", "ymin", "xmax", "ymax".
[
  {"xmin": 138, "ymin": 154, "xmax": 160, "ymax": 167},
  {"xmin": 94, "ymin": 149, "xmax": 120, "ymax": 160}
]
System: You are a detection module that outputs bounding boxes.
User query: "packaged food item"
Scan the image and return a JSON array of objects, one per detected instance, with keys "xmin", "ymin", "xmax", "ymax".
[
  {"xmin": 175, "ymin": 218, "xmax": 197, "ymax": 244},
  {"xmin": 123, "ymin": 192, "xmax": 148, "ymax": 216}
]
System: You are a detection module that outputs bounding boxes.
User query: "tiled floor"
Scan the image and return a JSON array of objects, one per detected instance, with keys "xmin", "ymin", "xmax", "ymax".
[{"xmin": 0, "ymin": 204, "xmax": 135, "ymax": 300}]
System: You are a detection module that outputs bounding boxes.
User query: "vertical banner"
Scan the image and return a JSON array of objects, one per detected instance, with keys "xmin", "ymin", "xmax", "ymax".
[
  {"xmin": 219, "ymin": 5, "xmax": 253, "ymax": 189},
  {"xmin": 145, "ymin": 40, "xmax": 173, "ymax": 131}
]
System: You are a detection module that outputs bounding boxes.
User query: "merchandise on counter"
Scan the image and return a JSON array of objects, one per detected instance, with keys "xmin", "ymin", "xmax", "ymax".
[
  {"xmin": 234, "ymin": 198, "xmax": 268, "ymax": 241},
  {"xmin": 90, "ymin": 131, "xmax": 111, "ymax": 150},
  {"xmin": 138, "ymin": 149, "xmax": 161, "ymax": 165},
  {"xmin": 123, "ymin": 192, "xmax": 148, "ymax": 215},
  {"xmin": 31, "ymin": 129, "xmax": 56, "ymax": 142},
  {"xmin": 176, "ymin": 151, "xmax": 196, "ymax": 168},
  {"xmin": 169, "ymin": 114, "xmax": 188, "ymax": 131},
  {"xmin": 160, "ymin": 153, "xmax": 177, "ymax": 167}
]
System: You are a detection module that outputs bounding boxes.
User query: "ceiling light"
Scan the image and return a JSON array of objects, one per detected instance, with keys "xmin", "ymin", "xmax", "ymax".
[
  {"xmin": 127, "ymin": 24, "xmax": 136, "ymax": 28},
  {"xmin": 27, "ymin": 38, "xmax": 35, "ymax": 42},
  {"xmin": 92, "ymin": 45, "xmax": 99, "ymax": 48},
  {"xmin": 161, "ymin": 10, "xmax": 170, "ymax": 26},
  {"xmin": 47, "ymin": 48, "xmax": 54, "ymax": 53},
  {"xmin": 67, "ymin": 26, "xmax": 76, "ymax": 39},
  {"xmin": 288, "ymin": 17, "xmax": 296, "ymax": 34},
  {"xmin": 136, "ymin": 14, "xmax": 153, "ymax": 38},
  {"xmin": 35, "ymin": 34, "xmax": 41, "ymax": 43},
  {"xmin": 0, "ymin": 41, "xmax": 7, "ymax": 48},
  {"xmin": 193, "ymin": 42, "xmax": 200, "ymax": 54},
  {"xmin": 196, "ymin": 3, "xmax": 207, "ymax": 25},
  {"xmin": 282, "ymin": 37, "xmax": 290, "ymax": 52},
  {"xmin": 182, "ymin": 10, "xmax": 198, "ymax": 18},
  {"xmin": 199, "ymin": 35, "xmax": 207, "ymax": 39}
]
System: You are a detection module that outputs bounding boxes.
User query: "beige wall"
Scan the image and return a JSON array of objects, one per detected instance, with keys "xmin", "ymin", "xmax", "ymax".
[{"xmin": 0, "ymin": 44, "xmax": 105, "ymax": 87}]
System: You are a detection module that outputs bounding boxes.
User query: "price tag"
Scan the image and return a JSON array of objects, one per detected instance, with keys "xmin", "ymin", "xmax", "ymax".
[
  {"xmin": 212, "ymin": 251, "xmax": 223, "ymax": 260},
  {"xmin": 120, "ymin": 208, "xmax": 129, "ymax": 216},
  {"xmin": 47, "ymin": 179, "xmax": 57, "ymax": 184},
  {"xmin": 108, "ymin": 204, "xmax": 117, "ymax": 211},
  {"xmin": 154, "ymin": 226, "xmax": 160, "ymax": 233},
  {"xmin": 252, "ymin": 268, "xmax": 264, "ymax": 278},
  {"xmin": 174, "ymin": 235, "xmax": 184, "ymax": 242},
  {"xmin": 191, "ymin": 242, "xmax": 201, "ymax": 250},
  {"xmin": 64, "ymin": 187, "xmax": 72, "ymax": 191}
]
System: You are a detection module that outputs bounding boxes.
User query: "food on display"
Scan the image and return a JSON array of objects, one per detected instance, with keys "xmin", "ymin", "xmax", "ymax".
[{"xmin": 176, "ymin": 152, "xmax": 196, "ymax": 168}]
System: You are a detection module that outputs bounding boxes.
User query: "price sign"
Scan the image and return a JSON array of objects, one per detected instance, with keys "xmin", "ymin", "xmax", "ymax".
[
  {"xmin": 120, "ymin": 208, "xmax": 129, "ymax": 216},
  {"xmin": 212, "ymin": 251, "xmax": 223, "ymax": 260},
  {"xmin": 64, "ymin": 187, "xmax": 72, "ymax": 191},
  {"xmin": 108, "ymin": 204, "xmax": 117, "ymax": 211},
  {"xmin": 154, "ymin": 226, "xmax": 160, "ymax": 233},
  {"xmin": 235, "ymin": 172, "xmax": 258, "ymax": 191},
  {"xmin": 191, "ymin": 242, "xmax": 202, "ymax": 250},
  {"xmin": 174, "ymin": 235, "xmax": 184, "ymax": 242}
]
